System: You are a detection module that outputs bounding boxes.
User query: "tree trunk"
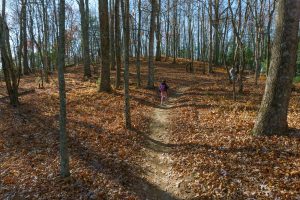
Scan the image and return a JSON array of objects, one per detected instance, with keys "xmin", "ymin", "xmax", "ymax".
[
  {"xmin": 165, "ymin": 0, "xmax": 170, "ymax": 60},
  {"xmin": 201, "ymin": 4, "xmax": 206, "ymax": 61},
  {"xmin": 41, "ymin": 0, "xmax": 49, "ymax": 83},
  {"xmin": 172, "ymin": 0, "xmax": 177, "ymax": 63},
  {"xmin": 21, "ymin": 0, "xmax": 30, "ymax": 75},
  {"xmin": 98, "ymin": 0, "xmax": 112, "ymax": 92},
  {"xmin": 147, "ymin": 0, "xmax": 157, "ymax": 89},
  {"xmin": 197, "ymin": 2, "xmax": 200, "ymax": 61},
  {"xmin": 122, "ymin": 0, "xmax": 131, "ymax": 129},
  {"xmin": 58, "ymin": 0, "xmax": 70, "ymax": 177},
  {"xmin": 79, "ymin": 0, "xmax": 92, "ymax": 78},
  {"xmin": 110, "ymin": 0, "xmax": 116, "ymax": 70},
  {"xmin": 266, "ymin": 0, "xmax": 276, "ymax": 75},
  {"xmin": 208, "ymin": 0, "xmax": 213, "ymax": 73},
  {"xmin": 0, "ymin": 8, "xmax": 19, "ymax": 107},
  {"xmin": 155, "ymin": 0, "xmax": 161, "ymax": 61},
  {"xmin": 221, "ymin": 9, "xmax": 229, "ymax": 66},
  {"xmin": 28, "ymin": 3, "xmax": 35, "ymax": 72},
  {"xmin": 253, "ymin": 0, "xmax": 300, "ymax": 136},
  {"xmin": 254, "ymin": 29, "xmax": 261, "ymax": 85},
  {"xmin": 136, "ymin": 0, "xmax": 142, "ymax": 87},
  {"xmin": 213, "ymin": 0, "xmax": 220, "ymax": 65},
  {"xmin": 115, "ymin": 0, "xmax": 121, "ymax": 89}
]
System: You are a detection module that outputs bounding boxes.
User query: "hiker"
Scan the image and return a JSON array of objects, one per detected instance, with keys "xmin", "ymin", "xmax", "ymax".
[
  {"xmin": 159, "ymin": 80, "xmax": 169, "ymax": 105},
  {"xmin": 229, "ymin": 67, "xmax": 237, "ymax": 81}
]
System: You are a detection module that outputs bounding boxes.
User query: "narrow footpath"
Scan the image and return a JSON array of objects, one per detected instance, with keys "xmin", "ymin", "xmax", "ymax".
[{"xmin": 139, "ymin": 87, "xmax": 194, "ymax": 200}]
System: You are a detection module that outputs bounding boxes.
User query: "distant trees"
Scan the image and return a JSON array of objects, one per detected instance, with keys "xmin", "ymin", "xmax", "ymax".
[
  {"xmin": 1, "ymin": 0, "xmax": 285, "ymax": 93},
  {"xmin": 253, "ymin": 0, "xmax": 300, "ymax": 135}
]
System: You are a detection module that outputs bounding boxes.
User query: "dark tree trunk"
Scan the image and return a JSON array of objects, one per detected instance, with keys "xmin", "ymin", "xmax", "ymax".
[
  {"xmin": 28, "ymin": 3, "xmax": 35, "ymax": 72},
  {"xmin": 155, "ymin": 0, "xmax": 161, "ymax": 61},
  {"xmin": 115, "ymin": 0, "xmax": 121, "ymax": 89},
  {"xmin": 136, "ymin": 0, "xmax": 142, "ymax": 87},
  {"xmin": 213, "ymin": 0, "xmax": 220, "ymax": 65},
  {"xmin": 98, "ymin": 0, "xmax": 112, "ymax": 92},
  {"xmin": 208, "ymin": 0, "xmax": 213, "ymax": 73},
  {"xmin": 165, "ymin": 0, "xmax": 170, "ymax": 60},
  {"xmin": 58, "ymin": 0, "xmax": 70, "ymax": 177},
  {"xmin": 172, "ymin": 0, "xmax": 177, "ymax": 63},
  {"xmin": 266, "ymin": 0, "xmax": 276, "ymax": 75},
  {"xmin": 147, "ymin": 0, "xmax": 157, "ymax": 89},
  {"xmin": 110, "ymin": 0, "xmax": 116, "ymax": 71},
  {"xmin": 122, "ymin": 0, "xmax": 131, "ymax": 129},
  {"xmin": 79, "ymin": 0, "xmax": 92, "ymax": 78},
  {"xmin": 253, "ymin": 0, "xmax": 300, "ymax": 136},
  {"xmin": 21, "ymin": 0, "xmax": 30, "ymax": 75},
  {"xmin": 0, "ymin": 12, "xmax": 19, "ymax": 107},
  {"xmin": 41, "ymin": 0, "xmax": 50, "ymax": 83}
]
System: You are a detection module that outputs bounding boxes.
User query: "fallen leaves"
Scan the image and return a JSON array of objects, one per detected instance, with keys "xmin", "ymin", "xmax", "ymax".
[{"xmin": 0, "ymin": 60, "xmax": 299, "ymax": 199}]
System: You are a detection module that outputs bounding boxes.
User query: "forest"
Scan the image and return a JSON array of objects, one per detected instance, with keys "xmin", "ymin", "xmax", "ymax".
[{"xmin": 0, "ymin": 0, "xmax": 300, "ymax": 199}]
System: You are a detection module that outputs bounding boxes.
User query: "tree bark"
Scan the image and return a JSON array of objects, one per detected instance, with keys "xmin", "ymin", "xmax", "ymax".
[
  {"xmin": 110, "ymin": 0, "xmax": 116, "ymax": 70},
  {"xmin": 58, "ymin": 0, "xmax": 70, "ymax": 177},
  {"xmin": 147, "ymin": 0, "xmax": 157, "ymax": 89},
  {"xmin": 0, "ymin": 9, "xmax": 19, "ymax": 107},
  {"xmin": 28, "ymin": 3, "xmax": 35, "ymax": 72},
  {"xmin": 79, "ymin": 0, "xmax": 92, "ymax": 78},
  {"xmin": 41, "ymin": 0, "xmax": 50, "ymax": 83},
  {"xmin": 136, "ymin": 0, "xmax": 142, "ymax": 87},
  {"xmin": 155, "ymin": 0, "xmax": 161, "ymax": 61},
  {"xmin": 172, "ymin": 0, "xmax": 177, "ymax": 63},
  {"xmin": 165, "ymin": 0, "xmax": 170, "ymax": 60},
  {"xmin": 266, "ymin": 0, "xmax": 276, "ymax": 75},
  {"xmin": 21, "ymin": 0, "xmax": 30, "ymax": 75},
  {"xmin": 123, "ymin": 0, "xmax": 131, "ymax": 129},
  {"xmin": 253, "ymin": 0, "xmax": 300, "ymax": 136},
  {"xmin": 98, "ymin": 0, "xmax": 112, "ymax": 92},
  {"xmin": 208, "ymin": 0, "xmax": 213, "ymax": 73},
  {"xmin": 213, "ymin": 0, "xmax": 220, "ymax": 65},
  {"xmin": 115, "ymin": 0, "xmax": 121, "ymax": 89}
]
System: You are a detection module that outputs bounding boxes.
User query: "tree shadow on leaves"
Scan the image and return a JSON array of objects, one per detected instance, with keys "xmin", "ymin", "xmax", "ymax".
[{"xmin": 2, "ymin": 104, "xmax": 179, "ymax": 200}]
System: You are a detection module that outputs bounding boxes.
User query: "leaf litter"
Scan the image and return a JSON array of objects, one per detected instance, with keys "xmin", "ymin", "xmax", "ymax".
[{"xmin": 0, "ymin": 59, "xmax": 299, "ymax": 199}]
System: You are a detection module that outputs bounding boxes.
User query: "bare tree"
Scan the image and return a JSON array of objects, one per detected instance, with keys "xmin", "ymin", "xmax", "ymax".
[
  {"xmin": 78, "ymin": 0, "xmax": 92, "ymax": 78},
  {"xmin": 266, "ymin": 0, "xmax": 276, "ymax": 75},
  {"xmin": 0, "ymin": 0, "xmax": 19, "ymax": 106},
  {"xmin": 136, "ymin": 0, "xmax": 142, "ymax": 87},
  {"xmin": 21, "ymin": 0, "xmax": 30, "ymax": 75},
  {"xmin": 208, "ymin": 0, "xmax": 213, "ymax": 73},
  {"xmin": 110, "ymin": 0, "xmax": 116, "ymax": 71},
  {"xmin": 147, "ymin": 0, "xmax": 157, "ymax": 89},
  {"xmin": 115, "ymin": 0, "xmax": 121, "ymax": 88},
  {"xmin": 58, "ymin": 0, "xmax": 70, "ymax": 177},
  {"xmin": 98, "ymin": 0, "xmax": 112, "ymax": 92},
  {"xmin": 122, "ymin": 0, "xmax": 131, "ymax": 128},
  {"xmin": 155, "ymin": 0, "xmax": 161, "ymax": 61}
]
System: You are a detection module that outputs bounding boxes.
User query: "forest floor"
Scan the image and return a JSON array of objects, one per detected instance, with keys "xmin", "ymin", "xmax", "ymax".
[{"xmin": 0, "ymin": 58, "xmax": 300, "ymax": 199}]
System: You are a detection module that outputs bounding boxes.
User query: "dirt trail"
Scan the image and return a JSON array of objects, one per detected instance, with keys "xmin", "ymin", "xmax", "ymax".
[{"xmin": 140, "ymin": 87, "xmax": 193, "ymax": 200}]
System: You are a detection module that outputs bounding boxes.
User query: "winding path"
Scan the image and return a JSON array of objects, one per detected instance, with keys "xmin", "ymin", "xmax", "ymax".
[{"xmin": 140, "ymin": 87, "xmax": 193, "ymax": 200}]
